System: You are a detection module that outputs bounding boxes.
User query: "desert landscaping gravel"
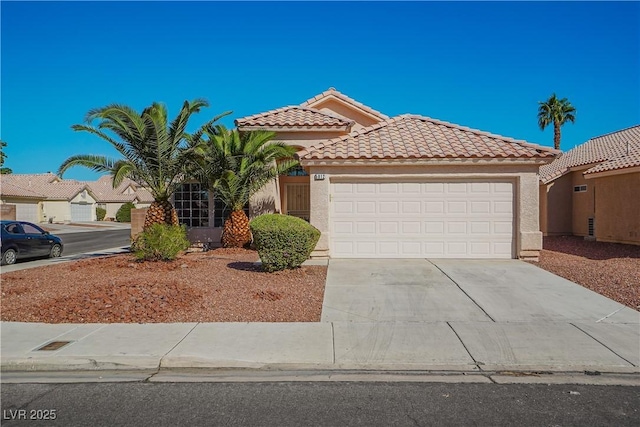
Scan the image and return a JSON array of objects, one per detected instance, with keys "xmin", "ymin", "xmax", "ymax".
[
  {"xmin": 532, "ymin": 236, "xmax": 639, "ymax": 311},
  {"xmin": 0, "ymin": 248, "xmax": 326, "ymax": 323},
  {"xmin": 2, "ymin": 237, "xmax": 637, "ymax": 323}
]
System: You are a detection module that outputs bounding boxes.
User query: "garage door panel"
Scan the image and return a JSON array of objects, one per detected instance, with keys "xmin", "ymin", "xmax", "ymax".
[
  {"xmin": 15, "ymin": 203, "xmax": 39, "ymax": 222},
  {"xmin": 71, "ymin": 203, "xmax": 92, "ymax": 222},
  {"xmin": 331, "ymin": 180, "xmax": 514, "ymax": 259}
]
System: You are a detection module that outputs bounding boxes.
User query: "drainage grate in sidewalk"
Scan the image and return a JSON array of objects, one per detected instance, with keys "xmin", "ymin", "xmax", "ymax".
[{"xmin": 36, "ymin": 341, "xmax": 72, "ymax": 351}]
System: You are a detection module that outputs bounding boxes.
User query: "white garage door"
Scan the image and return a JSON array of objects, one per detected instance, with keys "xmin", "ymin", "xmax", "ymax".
[
  {"xmin": 331, "ymin": 181, "xmax": 514, "ymax": 259},
  {"xmin": 15, "ymin": 202, "xmax": 39, "ymax": 223},
  {"xmin": 71, "ymin": 203, "xmax": 93, "ymax": 222}
]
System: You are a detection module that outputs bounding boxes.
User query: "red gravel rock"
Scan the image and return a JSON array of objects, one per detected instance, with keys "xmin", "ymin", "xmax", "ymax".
[
  {"xmin": 0, "ymin": 248, "xmax": 326, "ymax": 323},
  {"xmin": 531, "ymin": 236, "xmax": 640, "ymax": 311}
]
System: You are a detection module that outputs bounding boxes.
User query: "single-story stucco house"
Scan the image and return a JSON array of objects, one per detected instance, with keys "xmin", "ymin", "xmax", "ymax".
[
  {"xmin": 0, "ymin": 173, "xmax": 98, "ymax": 222},
  {"xmin": 539, "ymin": 125, "xmax": 640, "ymax": 245},
  {"xmin": 87, "ymin": 175, "xmax": 154, "ymax": 220},
  {"xmin": 0, "ymin": 173, "xmax": 153, "ymax": 223},
  {"xmin": 178, "ymin": 88, "xmax": 558, "ymax": 260}
]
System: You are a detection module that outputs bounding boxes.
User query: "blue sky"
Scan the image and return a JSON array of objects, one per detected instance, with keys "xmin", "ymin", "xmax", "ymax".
[{"xmin": 2, "ymin": 1, "xmax": 639, "ymax": 181}]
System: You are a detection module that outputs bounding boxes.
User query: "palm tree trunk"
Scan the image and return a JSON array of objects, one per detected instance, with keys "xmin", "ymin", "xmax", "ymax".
[
  {"xmin": 221, "ymin": 210, "xmax": 252, "ymax": 248},
  {"xmin": 553, "ymin": 122, "xmax": 561, "ymax": 150},
  {"xmin": 144, "ymin": 200, "xmax": 179, "ymax": 229}
]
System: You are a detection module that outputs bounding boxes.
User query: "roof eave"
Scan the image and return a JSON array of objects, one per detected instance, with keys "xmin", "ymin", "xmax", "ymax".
[
  {"xmin": 300, "ymin": 157, "xmax": 554, "ymax": 167},
  {"xmin": 584, "ymin": 165, "xmax": 640, "ymax": 179},
  {"xmin": 238, "ymin": 125, "xmax": 352, "ymax": 132}
]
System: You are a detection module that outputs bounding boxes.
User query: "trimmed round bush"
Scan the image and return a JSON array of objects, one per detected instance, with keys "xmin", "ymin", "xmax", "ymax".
[
  {"xmin": 132, "ymin": 224, "xmax": 190, "ymax": 261},
  {"xmin": 96, "ymin": 207, "xmax": 107, "ymax": 221},
  {"xmin": 116, "ymin": 201, "xmax": 136, "ymax": 222},
  {"xmin": 250, "ymin": 214, "xmax": 320, "ymax": 272}
]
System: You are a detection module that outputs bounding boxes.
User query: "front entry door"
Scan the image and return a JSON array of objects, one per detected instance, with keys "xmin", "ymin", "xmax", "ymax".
[{"xmin": 285, "ymin": 183, "xmax": 310, "ymax": 221}]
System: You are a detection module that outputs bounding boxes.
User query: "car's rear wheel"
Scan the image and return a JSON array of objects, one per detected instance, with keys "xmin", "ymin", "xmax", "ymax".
[
  {"xmin": 2, "ymin": 249, "xmax": 17, "ymax": 265},
  {"xmin": 50, "ymin": 244, "xmax": 62, "ymax": 258}
]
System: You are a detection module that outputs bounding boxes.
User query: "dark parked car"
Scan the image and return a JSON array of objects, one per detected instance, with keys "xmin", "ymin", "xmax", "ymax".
[{"xmin": 0, "ymin": 220, "xmax": 64, "ymax": 265}]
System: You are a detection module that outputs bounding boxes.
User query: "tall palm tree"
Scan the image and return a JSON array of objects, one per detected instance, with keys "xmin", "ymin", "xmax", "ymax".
[
  {"xmin": 196, "ymin": 125, "xmax": 298, "ymax": 248},
  {"xmin": 537, "ymin": 93, "xmax": 576, "ymax": 150},
  {"xmin": 58, "ymin": 100, "xmax": 229, "ymax": 229}
]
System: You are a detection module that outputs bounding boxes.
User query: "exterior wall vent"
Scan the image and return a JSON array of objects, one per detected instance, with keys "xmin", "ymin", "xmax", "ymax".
[{"xmin": 588, "ymin": 217, "xmax": 595, "ymax": 237}]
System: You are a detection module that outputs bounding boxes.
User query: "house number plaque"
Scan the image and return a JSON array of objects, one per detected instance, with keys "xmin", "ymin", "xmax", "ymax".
[{"xmin": 314, "ymin": 174, "xmax": 325, "ymax": 181}]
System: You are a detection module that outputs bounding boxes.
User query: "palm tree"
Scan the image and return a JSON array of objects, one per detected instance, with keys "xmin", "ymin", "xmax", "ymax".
[
  {"xmin": 195, "ymin": 125, "xmax": 298, "ymax": 247},
  {"xmin": 537, "ymin": 93, "xmax": 576, "ymax": 150},
  {"xmin": 58, "ymin": 100, "xmax": 229, "ymax": 229}
]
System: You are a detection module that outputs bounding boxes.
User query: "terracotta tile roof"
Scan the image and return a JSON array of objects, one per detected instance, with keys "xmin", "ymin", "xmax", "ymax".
[
  {"xmin": 0, "ymin": 181, "xmax": 44, "ymax": 199},
  {"xmin": 45, "ymin": 182, "xmax": 92, "ymax": 200},
  {"xmin": 87, "ymin": 175, "xmax": 155, "ymax": 203},
  {"xmin": 0, "ymin": 173, "xmax": 84, "ymax": 200},
  {"xmin": 235, "ymin": 106, "xmax": 354, "ymax": 129},
  {"xmin": 539, "ymin": 125, "xmax": 640, "ymax": 183},
  {"xmin": 297, "ymin": 114, "xmax": 557, "ymax": 161},
  {"xmin": 584, "ymin": 151, "xmax": 640, "ymax": 175},
  {"xmin": 300, "ymin": 87, "xmax": 389, "ymax": 120},
  {"xmin": 1, "ymin": 173, "xmax": 154, "ymax": 203}
]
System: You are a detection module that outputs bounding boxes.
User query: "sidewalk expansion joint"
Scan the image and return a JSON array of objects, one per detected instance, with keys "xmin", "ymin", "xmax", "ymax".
[{"xmin": 445, "ymin": 321, "xmax": 492, "ymax": 380}]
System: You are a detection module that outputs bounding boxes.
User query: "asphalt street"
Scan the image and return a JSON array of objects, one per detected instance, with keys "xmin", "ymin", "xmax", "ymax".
[
  {"xmin": 1, "ymin": 382, "xmax": 638, "ymax": 426},
  {"xmin": 57, "ymin": 229, "xmax": 131, "ymax": 256}
]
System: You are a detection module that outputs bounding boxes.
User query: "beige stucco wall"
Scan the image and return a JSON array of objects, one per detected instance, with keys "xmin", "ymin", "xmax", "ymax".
[
  {"xmin": 42, "ymin": 201, "xmax": 71, "ymax": 222},
  {"xmin": 104, "ymin": 203, "xmax": 122, "ymax": 219},
  {"xmin": 541, "ymin": 173, "xmax": 573, "ymax": 235},
  {"xmin": 591, "ymin": 172, "xmax": 640, "ymax": 245},
  {"xmin": 306, "ymin": 162, "xmax": 544, "ymax": 260}
]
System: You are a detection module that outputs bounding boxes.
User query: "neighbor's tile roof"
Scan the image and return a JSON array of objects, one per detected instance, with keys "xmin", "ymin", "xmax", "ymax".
[
  {"xmin": 86, "ymin": 175, "xmax": 154, "ymax": 203},
  {"xmin": 0, "ymin": 181, "xmax": 44, "ymax": 199},
  {"xmin": 235, "ymin": 106, "xmax": 354, "ymax": 129},
  {"xmin": 584, "ymin": 151, "xmax": 640, "ymax": 175},
  {"xmin": 1, "ymin": 173, "xmax": 154, "ymax": 203},
  {"xmin": 44, "ymin": 182, "xmax": 91, "ymax": 200},
  {"xmin": 0, "ymin": 173, "xmax": 85, "ymax": 200},
  {"xmin": 297, "ymin": 114, "xmax": 557, "ymax": 161},
  {"xmin": 300, "ymin": 87, "xmax": 389, "ymax": 120},
  {"xmin": 539, "ymin": 125, "xmax": 640, "ymax": 183}
]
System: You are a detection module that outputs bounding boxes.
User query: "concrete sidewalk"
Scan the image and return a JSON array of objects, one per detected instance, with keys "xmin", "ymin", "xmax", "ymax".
[{"xmin": 1, "ymin": 319, "xmax": 638, "ymax": 376}]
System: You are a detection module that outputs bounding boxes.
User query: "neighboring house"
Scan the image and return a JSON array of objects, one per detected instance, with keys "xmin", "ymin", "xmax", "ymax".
[
  {"xmin": 0, "ymin": 173, "xmax": 97, "ymax": 222},
  {"xmin": 181, "ymin": 88, "xmax": 558, "ymax": 260},
  {"xmin": 0, "ymin": 173, "xmax": 154, "ymax": 223},
  {"xmin": 539, "ymin": 125, "xmax": 640, "ymax": 245},
  {"xmin": 87, "ymin": 175, "xmax": 154, "ymax": 220}
]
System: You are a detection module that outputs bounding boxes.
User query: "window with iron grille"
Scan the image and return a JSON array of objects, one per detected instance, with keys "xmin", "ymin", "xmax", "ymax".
[{"xmin": 175, "ymin": 183, "xmax": 209, "ymax": 227}]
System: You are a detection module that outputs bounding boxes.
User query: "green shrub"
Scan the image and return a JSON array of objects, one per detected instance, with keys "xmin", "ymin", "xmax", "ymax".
[
  {"xmin": 250, "ymin": 214, "xmax": 320, "ymax": 272},
  {"xmin": 132, "ymin": 224, "xmax": 190, "ymax": 261},
  {"xmin": 96, "ymin": 207, "xmax": 107, "ymax": 221},
  {"xmin": 115, "ymin": 202, "xmax": 136, "ymax": 222}
]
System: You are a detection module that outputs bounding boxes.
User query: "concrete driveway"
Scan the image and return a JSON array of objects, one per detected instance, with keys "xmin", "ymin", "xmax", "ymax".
[{"xmin": 322, "ymin": 259, "xmax": 640, "ymax": 371}]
